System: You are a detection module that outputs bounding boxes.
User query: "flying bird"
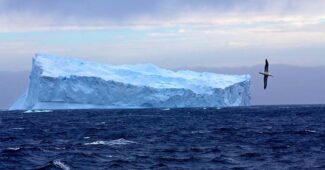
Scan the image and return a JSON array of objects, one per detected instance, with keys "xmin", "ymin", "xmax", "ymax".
[{"xmin": 259, "ymin": 59, "xmax": 273, "ymax": 89}]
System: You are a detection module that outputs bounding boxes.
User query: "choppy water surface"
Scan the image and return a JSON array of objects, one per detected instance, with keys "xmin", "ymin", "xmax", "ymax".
[{"xmin": 1, "ymin": 105, "xmax": 325, "ymax": 169}]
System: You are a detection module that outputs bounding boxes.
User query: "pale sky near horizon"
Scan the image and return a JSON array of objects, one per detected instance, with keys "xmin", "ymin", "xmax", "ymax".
[{"xmin": 0, "ymin": 0, "xmax": 325, "ymax": 71}]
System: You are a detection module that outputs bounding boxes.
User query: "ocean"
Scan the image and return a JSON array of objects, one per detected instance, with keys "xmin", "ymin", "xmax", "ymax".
[{"xmin": 0, "ymin": 105, "xmax": 324, "ymax": 170}]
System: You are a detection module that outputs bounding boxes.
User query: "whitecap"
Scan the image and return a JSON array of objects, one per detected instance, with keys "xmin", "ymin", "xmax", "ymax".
[
  {"xmin": 162, "ymin": 108, "xmax": 170, "ymax": 111},
  {"xmin": 84, "ymin": 141, "xmax": 106, "ymax": 145},
  {"xmin": 7, "ymin": 147, "xmax": 20, "ymax": 151},
  {"xmin": 24, "ymin": 110, "xmax": 33, "ymax": 113},
  {"xmin": 53, "ymin": 160, "xmax": 71, "ymax": 170},
  {"xmin": 11, "ymin": 127, "xmax": 24, "ymax": 130},
  {"xmin": 191, "ymin": 130, "xmax": 211, "ymax": 134},
  {"xmin": 24, "ymin": 109, "xmax": 53, "ymax": 113},
  {"xmin": 95, "ymin": 121, "xmax": 106, "ymax": 125},
  {"xmin": 55, "ymin": 147, "xmax": 66, "ymax": 150},
  {"xmin": 305, "ymin": 129, "xmax": 317, "ymax": 133},
  {"xmin": 84, "ymin": 138, "xmax": 136, "ymax": 146}
]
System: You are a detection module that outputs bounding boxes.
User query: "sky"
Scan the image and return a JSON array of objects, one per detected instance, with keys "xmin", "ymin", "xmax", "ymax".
[
  {"xmin": 0, "ymin": 0, "xmax": 325, "ymax": 71},
  {"xmin": 0, "ymin": 0, "xmax": 324, "ymax": 108}
]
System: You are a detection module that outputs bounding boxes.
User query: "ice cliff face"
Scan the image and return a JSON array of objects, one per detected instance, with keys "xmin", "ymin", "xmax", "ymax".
[{"xmin": 10, "ymin": 54, "xmax": 251, "ymax": 110}]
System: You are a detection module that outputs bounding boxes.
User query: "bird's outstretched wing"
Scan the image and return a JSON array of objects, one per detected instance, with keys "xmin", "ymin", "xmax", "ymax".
[
  {"xmin": 264, "ymin": 59, "xmax": 269, "ymax": 72},
  {"xmin": 264, "ymin": 75, "xmax": 268, "ymax": 89}
]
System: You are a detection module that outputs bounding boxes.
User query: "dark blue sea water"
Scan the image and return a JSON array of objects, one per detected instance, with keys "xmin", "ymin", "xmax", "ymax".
[{"xmin": 0, "ymin": 105, "xmax": 325, "ymax": 170}]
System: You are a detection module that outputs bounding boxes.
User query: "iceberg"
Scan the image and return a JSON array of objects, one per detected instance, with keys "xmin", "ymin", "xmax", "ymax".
[{"xmin": 10, "ymin": 54, "xmax": 251, "ymax": 110}]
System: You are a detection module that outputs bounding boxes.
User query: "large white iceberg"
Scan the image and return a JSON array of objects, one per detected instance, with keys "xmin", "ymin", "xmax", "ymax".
[{"xmin": 10, "ymin": 54, "xmax": 251, "ymax": 110}]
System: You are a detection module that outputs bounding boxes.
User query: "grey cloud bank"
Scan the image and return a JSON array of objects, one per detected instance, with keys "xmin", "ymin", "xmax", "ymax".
[
  {"xmin": 2, "ymin": 0, "xmax": 324, "ymax": 17},
  {"xmin": 0, "ymin": 0, "xmax": 324, "ymax": 68},
  {"xmin": 1, "ymin": 0, "xmax": 325, "ymax": 30}
]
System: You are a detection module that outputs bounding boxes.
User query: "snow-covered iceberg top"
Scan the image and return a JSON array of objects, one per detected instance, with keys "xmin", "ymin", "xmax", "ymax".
[
  {"xmin": 35, "ymin": 54, "xmax": 249, "ymax": 94},
  {"xmin": 10, "ymin": 54, "xmax": 251, "ymax": 110}
]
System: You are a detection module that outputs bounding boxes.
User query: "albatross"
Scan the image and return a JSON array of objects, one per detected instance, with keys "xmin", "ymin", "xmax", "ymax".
[{"xmin": 259, "ymin": 59, "xmax": 273, "ymax": 89}]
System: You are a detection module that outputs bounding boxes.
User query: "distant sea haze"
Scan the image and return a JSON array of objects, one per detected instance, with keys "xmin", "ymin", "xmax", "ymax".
[
  {"xmin": 0, "ymin": 65, "xmax": 324, "ymax": 109},
  {"xmin": 190, "ymin": 65, "xmax": 325, "ymax": 106}
]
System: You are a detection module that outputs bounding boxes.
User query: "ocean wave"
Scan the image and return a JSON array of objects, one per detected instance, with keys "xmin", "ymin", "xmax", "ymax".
[
  {"xmin": 305, "ymin": 129, "xmax": 317, "ymax": 133},
  {"xmin": 191, "ymin": 130, "xmax": 211, "ymax": 134},
  {"xmin": 1, "ymin": 147, "xmax": 22, "ymax": 155},
  {"xmin": 11, "ymin": 127, "xmax": 24, "ymax": 130},
  {"xmin": 24, "ymin": 109, "xmax": 53, "ymax": 113},
  {"xmin": 6, "ymin": 147, "xmax": 21, "ymax": 151},
  {"xmin": 54, "ymin": 147, "xmax": 66, "ymax": 150},
  {"xmin": 36, "ymin": 160, "xmax": 71, "ymax": 170},
  {"xmin": 84, "ymin": 138, "xmax": 136, "ymax": 146},
  {"xmin": 53, "ymin": 160, "xmax": 71, "ymax": 170},
  {"xmin": 2, "ymin": 106, "xmax": 324, "ymax": 169}
]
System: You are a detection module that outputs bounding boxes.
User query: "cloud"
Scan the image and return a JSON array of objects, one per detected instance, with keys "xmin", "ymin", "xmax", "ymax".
[
  {"xmin": 0, "ymin": 0, "xmax": 324, "ymax": 32},
  {"xmin": 0, "ymin": 0, "xmax": 324, "ymax": 70}
]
